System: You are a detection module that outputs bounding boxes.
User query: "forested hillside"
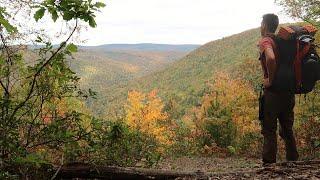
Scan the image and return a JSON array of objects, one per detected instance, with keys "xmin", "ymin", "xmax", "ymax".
[
  {"xmin": 71, "ymin": 46, "xmax": 197, "ymax": 91},
  {"xmin": 97, "ymin": 28, "xmax": 261, "ymax": 118},
  {"xmin": 133, "ymin": 28, "xmax": 260, "ymax": 104}
]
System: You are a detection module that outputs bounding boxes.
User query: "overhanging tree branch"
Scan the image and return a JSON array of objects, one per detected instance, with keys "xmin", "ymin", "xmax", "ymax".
[
  {"xmin": 0, "ymin": 31, "xmax": 11, "ymax": 96},
  {"xmin": 9, "ymin": 20, "xmax": 78, "ymax": 121}
]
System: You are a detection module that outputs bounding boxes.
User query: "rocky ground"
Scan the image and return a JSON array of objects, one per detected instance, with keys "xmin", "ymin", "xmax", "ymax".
[
  {"xmin": 209, "ymin": 162, "xmax": 320, "ymax": 180},
  {"xmin": 156, "ymin": 157, "xmax": 260, "ymax": 173},
  {"xmin": 156, "ymin": 157, "xmax": 320, "ymax": 179}
]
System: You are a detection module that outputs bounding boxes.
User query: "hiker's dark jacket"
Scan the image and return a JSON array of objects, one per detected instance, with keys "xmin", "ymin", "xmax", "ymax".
[{"xmin": 258, "ymin": 37, "xmax": 299, "ymax": 163}]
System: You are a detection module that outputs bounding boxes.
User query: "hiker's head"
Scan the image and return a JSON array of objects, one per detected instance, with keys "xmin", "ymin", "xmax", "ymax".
[{"xmin": 261, "ymin": 14, "xmax": 279, "ymax": 36}]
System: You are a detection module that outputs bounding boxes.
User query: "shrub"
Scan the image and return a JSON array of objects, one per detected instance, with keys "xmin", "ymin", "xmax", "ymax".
[
  {"xmin": 191, "ymin": 72, "xmax": 260, "ymax": 155},
  {"xmin": 84, "ymin": 120, "xmax": 161, "ymax": 167}
]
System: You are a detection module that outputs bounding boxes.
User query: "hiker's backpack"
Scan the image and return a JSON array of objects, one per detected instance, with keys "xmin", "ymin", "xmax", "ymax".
[{"xmin": 270, "ymin": 25, "xmax": 320, "ymax": 94}]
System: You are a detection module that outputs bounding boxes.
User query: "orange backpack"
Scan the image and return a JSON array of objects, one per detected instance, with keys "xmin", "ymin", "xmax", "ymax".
[{"xmin": 271, "ymin": 25, "xmax": 319, "ymax": 94}]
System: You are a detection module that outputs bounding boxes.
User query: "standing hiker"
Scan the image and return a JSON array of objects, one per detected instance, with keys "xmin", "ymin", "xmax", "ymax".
[{"xmin": 258, "ymin": 13, "xmax": 299, "ymax": 165}]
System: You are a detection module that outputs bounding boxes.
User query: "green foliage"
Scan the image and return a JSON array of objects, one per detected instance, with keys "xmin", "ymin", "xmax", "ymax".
[
  {"xmin": 0, "ymin": 0, "xmax": 105, "ymax": 177},
  {"xmin": 66, "ymin": 43, "xmax": 78, "ymax": 53},
  {"xmin": 276, "ymin": 0, "xmax": 320, "ymax": 27},
  {"xmin": 81, "ymin": 120, "xmax": 161, "ymax": 167},
  {"xmin": 14, "ymin": 153, "xmax": 50, "ymax": 169},
  {"xmin": 0, "ymin": 38, "xmax": 94, "ymax": 168},
  {"xmin": 237, "ymin": 132, "xmax": 262, "ymax": 155},
  {"xmin": 34, "ymin": 0, "xmax": 106, "ymax": 27},
  {"xmin": 0, "ymin": 7, "xmax": 17, "ymax": 33},
  {"xmin": 200, "ymin": 94, "xmax": 236, "ymax": 149},
  {"xmin": 34, "ymin": 8, "xmax": 46, "ymax": 22},
  {"xmin": 168, "ymin": 122, "xmax": 199, "ymax": 156},
  {"xmin": 227, "ymin": 146, "xmax": 236, "ymax": 155},
  {"xmin": 95, "ymin": 2, "xmax": 107, "ymax": 8},
  {"xmin": 293, "ymin": 83, "xmax": 320, "ymax": 158},
  {"xmin": 205, "ymin": 117, "xmax": 237, "ymax": 148}
]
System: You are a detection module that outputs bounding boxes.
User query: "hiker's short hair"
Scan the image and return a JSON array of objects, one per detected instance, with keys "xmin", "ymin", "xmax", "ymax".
[{"xmin": 262, "ymin": 14, "xmax": 279, "ymax": 33}]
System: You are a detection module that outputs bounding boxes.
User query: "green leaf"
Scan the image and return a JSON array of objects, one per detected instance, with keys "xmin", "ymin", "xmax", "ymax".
[
  {"xmin": 35, "ymin": 36, "xmax": 43, "ymax": 43},
  {"xmin": 0, "ymin": 17, "xmax": 17, "ymax": 33},
  {"xmin": 94, "ymin": 2, "xmax": 106, "ymax": 8},
  {"xmin": 88, "ymin": 16, "xmax": 97, "ymax": 28},
  {"xmin": 66, "ymin": 43, "xmax": 78, "ymax": 53},
  {"xmin": 46, "ymin": 0, "xmax": 55, "ymax": 5},
  {"xmin": 34, "ymin": 8, "xmax": 46, "ymax": 22},
  {"xmin": 51, "ymin": 10, "xmax": 58, "ymax": 22},
  {"xmin": 63, "ymin": 12, "xmax": 73, "ymax": 21}
]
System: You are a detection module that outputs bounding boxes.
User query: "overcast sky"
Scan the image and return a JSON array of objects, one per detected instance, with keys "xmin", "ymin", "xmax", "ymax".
[{"xmin": 81, "ymin": 0, "xmax": 294, "ymax": 45}]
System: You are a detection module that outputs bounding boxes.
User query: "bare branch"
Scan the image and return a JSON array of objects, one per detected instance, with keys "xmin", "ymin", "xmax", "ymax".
[
  {"xmin": 26, "ymin": 130, "xmax": 91, "ymax": 149},
  {"xmin": 24, "ymin": 95, "xmax": 45, "ymax": 148},
  {"xmin": 0, "ymin": 80, "xmax": 9, "ymax": 95},
  {"xmin": 0, "ymin": 32, "xmax": 11, "ymax": 96}
]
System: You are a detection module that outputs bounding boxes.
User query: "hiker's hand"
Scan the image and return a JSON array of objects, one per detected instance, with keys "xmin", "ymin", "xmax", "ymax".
[{"xmin": 264, "ymin": 78, "xmax": 271, "ymax": 88}]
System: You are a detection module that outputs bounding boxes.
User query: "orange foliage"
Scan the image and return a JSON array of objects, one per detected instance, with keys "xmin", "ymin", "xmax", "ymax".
[
  {"xmin": 126, "ymin": 90, "xmax": 173, "ymax": 146},
  {"xmin": 197, "ymin": 72, "xmax": 259, "ymax": 139}
]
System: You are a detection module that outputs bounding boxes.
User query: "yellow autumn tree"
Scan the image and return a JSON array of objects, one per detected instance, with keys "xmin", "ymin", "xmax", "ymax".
[
  {"xmin": 215, "ymin": 72, "xmax": 258, "ymax": 136},
  {"xmin": 126, "ymin": 90, "xmax": 173, "ymax": 146},
  {"xmin": 194, "ymin": 71, "xmax": 259, "ymax": 148}
]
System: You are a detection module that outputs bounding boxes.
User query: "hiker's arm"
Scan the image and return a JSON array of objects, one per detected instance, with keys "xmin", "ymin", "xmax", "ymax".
[{"xmin": 264, "ymin": 47, "xmax": 276, "ymax": 87}]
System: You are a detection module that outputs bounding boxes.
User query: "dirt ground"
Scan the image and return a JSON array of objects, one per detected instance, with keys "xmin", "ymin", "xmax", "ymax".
[
  {"xmin": 155, "ymin": 157, "xmax": 320, "ymax": 179},
  {"xmin": 156, "ymin": 156, "xmax": 260, "ymax": 172}
]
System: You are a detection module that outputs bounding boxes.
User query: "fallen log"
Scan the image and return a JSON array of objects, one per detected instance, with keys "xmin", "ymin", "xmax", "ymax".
[{"xmin": 55, "ymin": 163, "xmax": 199, "ymax": 179}]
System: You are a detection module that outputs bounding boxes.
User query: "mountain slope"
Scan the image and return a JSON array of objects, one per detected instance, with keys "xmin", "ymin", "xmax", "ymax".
[
  {"xmin": 71, "ymin": 49, "xmax": 190, "ymax": 90},
  {"xmin": 134, "ymin": 28, "xmax": 259, "ymax": 95},
  {"xmin": 68, "ymin": 44, "xmax": 200, "ymax": 94},
  {"xmin": 99, "ymin": 28, "xmax": 261, "ymax": 117}
]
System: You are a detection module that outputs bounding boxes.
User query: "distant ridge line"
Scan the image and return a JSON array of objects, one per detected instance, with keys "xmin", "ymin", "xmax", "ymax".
[{"xmin": 79, "ymin": 43, "xmax": 201, "ymax": 52}]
